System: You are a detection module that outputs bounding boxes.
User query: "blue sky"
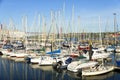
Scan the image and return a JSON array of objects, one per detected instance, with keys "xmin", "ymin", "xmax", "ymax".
[{"xmin": 0, "ymin": 0, "xmax": 120, "ymax": 32}]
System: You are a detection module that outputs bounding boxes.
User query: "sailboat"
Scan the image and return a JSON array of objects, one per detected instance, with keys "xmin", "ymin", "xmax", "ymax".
[
  {"xmin": 82, "ymin": 64, "xmax": 114, "ymax": 76},
  {"xmin": 38, "ymin": 11, "xmax": 62, "ymax": 66},
  {"xmin": 113, "ymin": 13, "xmax": 120, "ymax": 68},
  {"xmin": 67, "ymin": 58, "xmax": 98, "ymax": 73},
  {"xmin": 81, "ymin": 49, "xmax": 114, "ymax": 76},
  {"xmin": 82, "ymin": 48, "xmax": 111, "ymax": 60},
  {"xmin": 81, "ymin": 16, "xmax": 116, "ymax": 76},
  {"xmin": 67, "ymin": 42, "xmax": 95, "ymax": 72}
]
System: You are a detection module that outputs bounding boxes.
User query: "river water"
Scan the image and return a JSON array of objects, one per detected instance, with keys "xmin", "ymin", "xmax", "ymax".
[{"xmin": 0, "ymin": 54, "xmax": 120, "ymax": 80}]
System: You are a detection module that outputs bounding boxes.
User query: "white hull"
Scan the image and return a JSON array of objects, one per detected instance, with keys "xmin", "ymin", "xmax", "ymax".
[
  {"xmin": 38, "ymin": 56, "xmax": 56, "ymax": 66},
  {"xmin": 67, "ymin": 60, "xmax": 98, "ymax": 73},
  {"xmin": 31, "ymin": 58, "xmax": 40, "ymax": 64},
  {"xmin": 1, "ymin": 50, "xmax": 8, "ymax": 55},
  {"xmin": 7, "ymin": 52, "xmax": 15, "ymax": 56},
  {"xmin": 82, "ymin": 66, "xmax": 114, "ymax": 76},
  {"xmin": 9, "ymin": 53, "xmax": 16, "ymax": 57},
  {"xmin": 39, "ymin": 62, "xmax": 54, "ymax": 66},
  {"xmin": 83, "ymin": 49, "xmax": 111, "ymax": 60},
  {"xmin": 67, "ymin": 61, "xmax": 81, "ymax": 72},
  {"xmin": 15, "ymin": 53, "xmax": 28, "ymax": 58},
  {"xmin": 92, "ymin": 53, "xmax": 110, "ymax": 59},
  {"xmin": 116, "ymin": 49, "xmax": 120, "ymax": 53}
]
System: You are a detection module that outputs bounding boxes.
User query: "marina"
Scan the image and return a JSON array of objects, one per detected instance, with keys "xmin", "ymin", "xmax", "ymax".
[
  {"xmin": 0, "ymin": 0, "xmax": 120, "ymax": 80},
  {"xmin": 0, "ymin": 55, "xmax": 120, "ymax": 80}
]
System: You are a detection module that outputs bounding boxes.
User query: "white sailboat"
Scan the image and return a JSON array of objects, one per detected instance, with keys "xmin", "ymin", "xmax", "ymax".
[
  {"xmin": 82, "ymin": 15, "xmax": 116, "ymax": 76},
  {"xmin": 82, "ymin": 64, "xmax": 114, "ymax": 76},
  {"xmin": 67, "ymin": 58, "xmax": 98, "ymax": 72},
  {"xmin": 38, "ymin": 11, "xmax": 60, "ymax": 66},
  {"xmin": 82, "ymin": 54, "xmax": 115, "ymax": 76},
  {"xmin": 52, "ymin": 55, "xmax": 73, "ymax": 69},
  {"xmin": 30, "ymin": 56, "xmax": 40, "ymax": 64},
  {"xmin": 83, "ymin": 48, "xmax": 111, "ymax": 60},
  {"xmin": 38, "ymin": 55, "xmax": 56, "ymax": 66},
  {"xmin": 81, "ymin": 49, "xmax": 114, "ymax": 76}
]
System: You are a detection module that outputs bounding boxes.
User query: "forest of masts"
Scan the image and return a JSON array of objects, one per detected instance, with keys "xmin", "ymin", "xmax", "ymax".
[{"xmin": 0, "ymin": 5, "xmax": 119, "ymax": 45}]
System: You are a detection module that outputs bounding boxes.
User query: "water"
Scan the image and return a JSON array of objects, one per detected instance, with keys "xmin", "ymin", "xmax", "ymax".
[{"xmin": 0, "ymin": 56, "xmax": 120, "ymax": 80}]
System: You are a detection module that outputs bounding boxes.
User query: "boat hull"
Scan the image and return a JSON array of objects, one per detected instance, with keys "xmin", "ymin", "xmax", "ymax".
[{"xmin": 82, "ymin": 66, "xmax": 114, "ymax": 76}]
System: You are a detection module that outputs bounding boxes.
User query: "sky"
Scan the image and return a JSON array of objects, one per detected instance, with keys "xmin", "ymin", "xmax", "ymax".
[{"xmin": 0, "ymin": 0, "xmax": 120, "ymax": 33}]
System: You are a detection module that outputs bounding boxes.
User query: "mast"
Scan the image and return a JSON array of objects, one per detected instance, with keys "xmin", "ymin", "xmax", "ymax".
[
  {"xmin": 77, "ymin": 16, "xmax": 80, "ymax": 41},
  {"xmin": 38, "ymin": 14, "xmax": 41, "ymax": 45},
  {"xmin": 62, "ymin": 3, "xmax": 66, "ymax": 40},
  {"xmin": 9, "ymin": 18, "xmax": 14, "ymax": 43},
  {"xmin": 72, "ymin": 4, "xmax": 74, "ymax": 40},
  {"xmin": 42, "ymin": 15, "xmax": 46, "ymax": 45},
  {"xmin": 99, "ymin": 16, "xmax": 102, "ymax": 46},
  {"xmin": 22, "ymin": 15, "xmax": 27, "ymax": 53},
  {"xmin": 113, "ymin": 13, "xmax": 117, "ymax": 45},
  {"xmin": 0, "ymin": 24, "xmax": 2, "ymax": 41},
  {"xmin": 58, "ymin": 11, "xmax": 61, "ymax": 43},
  {"xmin": 113, "ymin": 13, "xmax": 117, "ymax": 66},
  {"xmin": 105, "ymin": 18, "xmax": 109, "ymax": 45},
  {"xmin": 51, "ymin": 11, "xmax": 55, "ymax": 51},
  {"xmin": 33, "ymin": 13, "xmax": 37, "ymax": 46}
]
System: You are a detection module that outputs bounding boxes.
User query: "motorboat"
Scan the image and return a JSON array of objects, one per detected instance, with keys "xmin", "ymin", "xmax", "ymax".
[
  {"xmin": 67, "ymin": 58, "xmax": 98, "ymax": 73},
  {"xmin": 83, "ymin": 48, "xmax": 111, "ymax": 60},
  {"xmin": 82, "ymin": 63, "xmax": 114, "ymax": 76}
]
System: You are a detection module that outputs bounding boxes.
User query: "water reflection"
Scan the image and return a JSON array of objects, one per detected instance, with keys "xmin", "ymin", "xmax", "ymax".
[
  {"xmin": 0, "ymin": 56, "xmax": 120, "ymax": 80},
  {"xmin": 54, "ymin": 68, "xmax": 82, "ymax": 80}
]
